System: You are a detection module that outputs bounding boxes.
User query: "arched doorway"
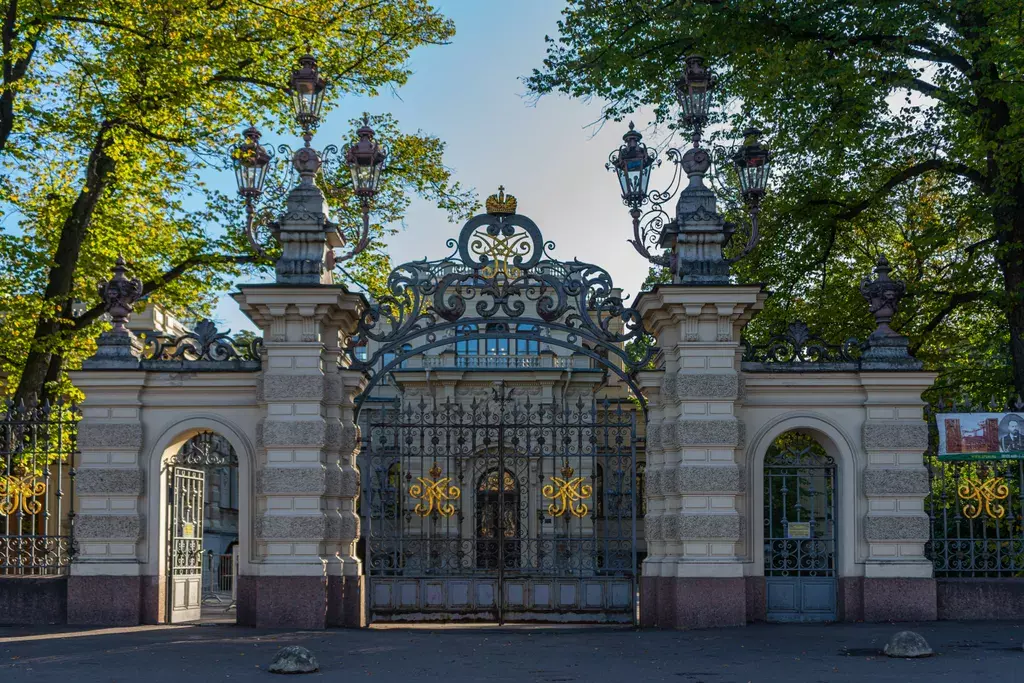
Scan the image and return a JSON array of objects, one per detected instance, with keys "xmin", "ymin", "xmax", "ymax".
[
  {"xmin": 763, "ymin": 432, "xmax": 837, "ymax": 622},
  {"xmin": 165, "ymin": 431, "xmax": 239, "ymax": 624},
  {"xmin": 475, "ymin": 468, "xmax": 520, "ymax": 570}
]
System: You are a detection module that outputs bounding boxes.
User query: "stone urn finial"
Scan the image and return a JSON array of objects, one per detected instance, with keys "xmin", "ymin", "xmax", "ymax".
[
  {"xmin": 859, "ymin": 254, "xmax": 906, "ymax": 339},
  {"xmin": 98, "ymin": 256, "xmax": 143, "ymax": 335}
]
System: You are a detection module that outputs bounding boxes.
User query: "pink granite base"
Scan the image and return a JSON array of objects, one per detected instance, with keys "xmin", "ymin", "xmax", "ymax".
[
  {"xmin": 862, "ymin": 577, "xmax": 936, "ymax": 622},
  {"xmin": 674, "ymin": 577, "xmax": 746, "ymax": 629},
  {"xmin": 0, "ymin": 577, "xmax": 67, "ymax": 625},
  {"xmin": 838, "ymin": 576, "xmax": 864, "ymax": 622},
  {"xmin": 744, "ymin": 576, "xmax": 766, "ymax": 623},
  {"xmin": 236, "ymin": 575, "xmax": 329, "ymax": 629},
  {"xmin": 639, "ymin": 576, "xmax": 659, "ymax": 628},
  {"xmin": 656, "ymin": 576, "xmax": 676, "ymax": 629},
  {"xmin": 141, "ymin": 574, "xmax": 166, "ymax": 624},
  {"xmin": 327, "ymin": 575, "xmax": 365, "ymax": 628},
  {"xmin": 937, "ymin": 578, "xmax": 1024, "ymax": 620},
  {"xmin": 67, "ymin": 575, "xmax": 142, "ymax": 626}
]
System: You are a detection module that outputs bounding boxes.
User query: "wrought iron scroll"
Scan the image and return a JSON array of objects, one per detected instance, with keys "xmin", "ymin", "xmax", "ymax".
[
  {"xmin": 741, "ymin": 321, "xmax": 862, "ymax": 366},
  {"xmin": 1, "ymin": 400, "xmax": 77, "ymax": 576},
  {"xmin": 346, "ymin": 211, "xmax": 657, "ymax": 405},
  {"xmin": 171, "ymin": 432, "xmax": 238, "ymax": 468},
  {"xmin": 142, "ymin": 319, "xmax": 262, "ymax": 363}
]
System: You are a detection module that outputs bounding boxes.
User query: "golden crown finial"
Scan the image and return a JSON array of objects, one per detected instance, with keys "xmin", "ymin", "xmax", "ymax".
[
  {"xmin": 560, "ymin": 461, "xmax": 575, "ymax": 479},
  {"xmin": 429, "ymin": 461, "xmax": 443, "ymax": 479},
  {"xmin": 485, "ymin": 185, "xmax": 517, "ymax": 215}
]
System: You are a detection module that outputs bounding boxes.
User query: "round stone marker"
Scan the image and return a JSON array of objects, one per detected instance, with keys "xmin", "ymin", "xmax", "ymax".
[
  {"xmin": 268, "ymin": 646, "xmax": 319, "ymax": 674},
  {"xmin": 883, "ymin": 631, "xmax": 933, "ymax": 658}
]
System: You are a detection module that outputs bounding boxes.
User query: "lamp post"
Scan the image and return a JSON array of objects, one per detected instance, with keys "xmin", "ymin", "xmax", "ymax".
[
  {"xmin": 607, "ymin": 55, "xmax": 772, "ymax": 284},
  {"xmin": 230, "ymin": 53, "xmax": 388, "ymax": 267}
]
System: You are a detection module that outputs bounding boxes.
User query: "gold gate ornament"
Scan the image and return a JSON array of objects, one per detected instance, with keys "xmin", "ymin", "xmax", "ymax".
[
  {"xmin": 0, "ymin": 474, "xmax": 46, "ymax": 516},
  {"xmin": 542, "ymin": 463, "xmax": 592, "ymax": 518},
  {"xmin": 409, "ymin": 461, "xmax": 461, "ymax": 518},
  {"xmin": 958, "ymin": 476, "xmax": 1009, "ymax": 519}
]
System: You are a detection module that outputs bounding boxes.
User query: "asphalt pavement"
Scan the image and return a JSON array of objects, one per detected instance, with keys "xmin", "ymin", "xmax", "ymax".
[{"xmin": 1, "ymin": 619, "xmax": 1022, "ymax": 682}]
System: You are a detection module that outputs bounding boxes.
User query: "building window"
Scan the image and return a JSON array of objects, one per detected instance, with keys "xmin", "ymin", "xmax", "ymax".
[
  {"xmin": 516, "ymin": 323, "xmax": 540, "ymax": 355},
  {"xmin": 456, "ymin": 324, "xmax": 479, "ymax": 356}
]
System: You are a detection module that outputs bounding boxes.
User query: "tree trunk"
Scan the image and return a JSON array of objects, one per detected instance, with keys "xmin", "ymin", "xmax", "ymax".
[
  {"xmin": 13, "ymin": 124, "xmax": 115, "ymax": 405},
  {"xmin": 1003, "ymin": 191, "xmax": 1024, "ymax": 400}
]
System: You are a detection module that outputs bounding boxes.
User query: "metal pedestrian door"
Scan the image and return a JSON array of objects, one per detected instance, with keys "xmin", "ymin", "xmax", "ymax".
[
  {"xmin": 169, "ymin": 467, "xmax": 205, "ymax": 623},
  {"xmin": 364, "ymin": 388, "xmax": 637, "ymax": 623},
  {"xmin": 763, "ymin": 434, "xmax": 837, "ymax": 622}
]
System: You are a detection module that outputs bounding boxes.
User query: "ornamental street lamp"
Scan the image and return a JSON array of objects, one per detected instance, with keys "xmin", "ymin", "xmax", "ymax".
[
  {"xmin": 231, "ymin": 126, "xmax": 273, "ymax": 256},
  {"xmin": 606, "ymin": 122, "xmax": 662, "ymax": 265},
  {"xmin": 230, "ymin": 52, "xmax": 387, "ymax": 269},
  {"xmin": 674, "ymin": 55, "xmax": 716, "ymax": 141},
  {"xmin": 290, "ymin": 53, "xmax": 327, "ymax": 135},
  {"xmin": 344, "ymin": 117, "xmax": 388, "ymax": 256},
  {"xmin": 607, "ymin": 55, "xmax": 773, "ymax": 284}
]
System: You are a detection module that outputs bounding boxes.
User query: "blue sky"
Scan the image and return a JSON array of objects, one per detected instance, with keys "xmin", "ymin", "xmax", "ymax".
[{"xmin": 216, "ymin": 0, "xmax": 658, "ymax": 333}]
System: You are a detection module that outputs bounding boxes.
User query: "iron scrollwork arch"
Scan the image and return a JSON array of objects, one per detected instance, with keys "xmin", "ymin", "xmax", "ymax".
[{"xmin": 346, "ymin": 211, "xmax": 658, "ymax": 407}]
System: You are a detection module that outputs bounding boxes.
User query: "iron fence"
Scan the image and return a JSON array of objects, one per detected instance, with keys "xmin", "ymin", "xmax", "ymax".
[
  {"xmin": 0, "ymin": 400, "xmax": 77, "ymax": 576},
  {"xmin": 927, "ymin": 456, "xmax": 1024, "ymax": 577}
]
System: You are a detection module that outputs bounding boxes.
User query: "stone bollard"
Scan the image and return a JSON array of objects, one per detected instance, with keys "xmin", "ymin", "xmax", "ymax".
[
  {"xmin": 268, "ymin": 646, "xmax": 319, "ymax": 674},
  {"xmin": 883, "ymin": 631, "xmax": 933, "ymax": 658}
]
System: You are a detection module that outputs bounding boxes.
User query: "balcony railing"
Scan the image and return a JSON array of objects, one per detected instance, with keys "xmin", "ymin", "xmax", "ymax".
[{"xmin": 421, "ymin": 355, "xmax": 576, "ymax": 370}]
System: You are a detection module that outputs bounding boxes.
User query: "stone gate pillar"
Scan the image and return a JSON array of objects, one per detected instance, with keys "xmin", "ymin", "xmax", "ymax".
[
  {"xmin": 67, "ymin": 268, "xmax": 148, "ymax": 626},
  {"xmin": 233, "ymin": 286, "xmax": 366, "ymax": 628},
  {"xmin": 637, "ymin": 286, "xmax": 766, "ymax": 629},
  {"xmin": 229, "ymin": 125, "xmax": 368, "ymax": 628}
]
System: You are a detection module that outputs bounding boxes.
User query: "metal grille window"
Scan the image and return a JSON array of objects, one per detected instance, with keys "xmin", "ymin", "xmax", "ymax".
[
  {"xmin": 0, "ymin": 401, "xmax": 77, "ymax": 576},
  {"xmin": 927, "ymin": 458, "xmax": 1024, "ymax": 576}
]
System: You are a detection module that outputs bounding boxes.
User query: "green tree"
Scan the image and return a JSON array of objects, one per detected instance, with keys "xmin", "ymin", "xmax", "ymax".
[
  {"xmin": 0, "ymin": 0, "xmax": 473, "ymax": 403},
  {"xmin": 529, "ymin": 0, "xmax": 1024, "ymax": 400}
]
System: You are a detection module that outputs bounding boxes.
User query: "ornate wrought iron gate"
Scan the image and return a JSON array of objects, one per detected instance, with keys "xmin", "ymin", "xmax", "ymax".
[
  {"xmin": 169, "ymin": 467, "xmax": 204, "ymax": 623},
  {"xmin": 763, "ymin": 435, "xmax": 837, "ymax": 622},
  {"xmin": 364, "ymin": 388, "xmax": 637, "ymax": 623}
]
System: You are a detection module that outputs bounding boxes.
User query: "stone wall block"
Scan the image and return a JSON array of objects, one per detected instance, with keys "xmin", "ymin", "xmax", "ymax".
[
  {"xmin": 677, "ymin": 419, "xmax": 743, "ymax": 447},
  {"xmin": 645, "ymin": 515, "xmax": 662, "ymax": 541},
  {"xmin": 862, "ymin": 422, "xmax": 929, "ymax": 450},
  {"xmin": 262, "ymin": 375, "xmax": 325, "ymax": 401},
  {"xmin": 261, "ymin": 420, "xmax": 326, "ymax": 448},
  {"xmin": 675, "ymin": 465, "xmax": 742, "ymax": 494},
  {"xmin": 74, "ymin": 468, "xmax": 143, "ymax": 495},
  {"xmin": 77, "ymin": 423, "xmax": 143, "ymax": 450},
  {"xmin": 864, "ymin": 515, "xmax": 930, "ymax": 541},
  {"xmin": 676, "ymin": 513, "xmax": 743, "ymax": 541},
  {"xmin": 257, "ymin": 467, "xmax": 326, "ymax": 495},
  {"xmin": 325, "ymin": 511, "xmax": 359, "ymax": 541},
  {"xmin": 257, "ymin": 514, "xmax": 328, "ymax": 540},
  {"xmin": 863, "ymin": 468, "xmax": 930, "ymax": 496},
  {"xmin": 324, "ymin": 467, "xmax": 360, "ymax": 497},
  {"xmin": 74, "ymin": 514, "xmax": 142, "ymax": 541},
  {"xmin": 665, "ymin": 373, "xmax": 739, "ymax": 401}
]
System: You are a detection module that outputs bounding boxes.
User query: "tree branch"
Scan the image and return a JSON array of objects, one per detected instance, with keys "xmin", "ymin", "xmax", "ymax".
[{"xmin": 910, "ymin": 291, "xmax": 994, "ymax": 353}]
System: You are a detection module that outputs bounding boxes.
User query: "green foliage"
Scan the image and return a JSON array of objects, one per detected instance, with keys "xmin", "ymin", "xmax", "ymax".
[
  {"xmin": 0, "ymin": 0, "xmax": 466, "ymax": 401},
  {"xmin": 530, "ymin": 0, "xmax": 1024, "ymax": 402}
]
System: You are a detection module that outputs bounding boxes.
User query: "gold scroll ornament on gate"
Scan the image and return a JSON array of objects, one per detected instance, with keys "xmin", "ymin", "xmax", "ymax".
[
  {"xmin": 543, "ymin": 463, "xmax": 592, "ymax": 518},
  {"xmin": 958, "ymin": 476, "xmax": 1009, "ymax": 519},
  {"xmin": 0, "ymin": 475, "xmax": 45, "ymax": 516},
  {"xmin": 408, "ymin": 462, "xmax": 461, "ymax": 518}
]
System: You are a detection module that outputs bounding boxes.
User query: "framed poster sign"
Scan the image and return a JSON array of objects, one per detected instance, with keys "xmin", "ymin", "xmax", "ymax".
[{"xmin": 937, "ymin": 412, "xmax": 1024, "ymax": 461}]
